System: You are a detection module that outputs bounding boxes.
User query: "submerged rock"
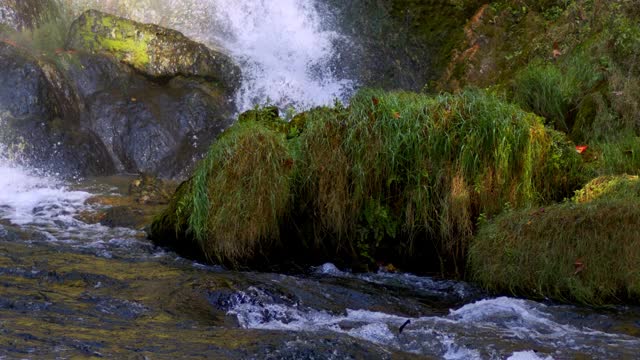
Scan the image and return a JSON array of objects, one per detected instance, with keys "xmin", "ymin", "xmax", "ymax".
[{"xmin": 66, "ymin": 9, "xmax": 241, "ymax": 91}]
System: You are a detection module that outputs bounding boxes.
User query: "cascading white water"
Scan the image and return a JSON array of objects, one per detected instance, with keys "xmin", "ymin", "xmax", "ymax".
[
  {"xmin": 66, "ymin": 0, "xmax": 356, "ymax": 111},
  {"xmin": 209, "ymin": 0, "xmax": 354, "ymax": 111}
]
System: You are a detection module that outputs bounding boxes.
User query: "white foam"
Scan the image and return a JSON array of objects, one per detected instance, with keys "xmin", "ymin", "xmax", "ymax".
[
  {"xmin": 0, "ymin": 159, "xmax": 90, "ymax": 226},
  {"xmin": 226, "ymin": 289, "xmax": 640, "ymax": 358},
  {"xmin": 508, "ymin": 351, "xmax": 554, "ymax": 360},
  {"xmin": 210, "ymin": 0, "xmax": 355, "ymax": 111}
]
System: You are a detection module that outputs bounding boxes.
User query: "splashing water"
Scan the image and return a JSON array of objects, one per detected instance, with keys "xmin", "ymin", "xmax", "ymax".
[
  {"xmin": 66, "ymin": 0, "xmax": 356, "ymax": 111},
  {"xmin": 0, "ymin": 152, "xmax": 90, "ymax": 227}
]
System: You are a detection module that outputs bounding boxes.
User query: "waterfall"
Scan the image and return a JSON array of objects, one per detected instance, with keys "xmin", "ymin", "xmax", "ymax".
[{"xmin": 65, "ymin": 0, "xmax": 357, "ymax": 111}]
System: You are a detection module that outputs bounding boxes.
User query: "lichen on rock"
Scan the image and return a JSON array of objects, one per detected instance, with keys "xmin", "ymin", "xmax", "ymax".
[{"xmin": 66, "ymin": 9, "xmax": 241, "ymax": 91}]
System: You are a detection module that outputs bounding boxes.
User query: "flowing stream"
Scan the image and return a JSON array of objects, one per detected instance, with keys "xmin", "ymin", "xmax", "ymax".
[
  {"xmin": 1, "ymin": 1, "xmax": 640, "ymax": 358},
  {"xmin": 1, "ymin": 157, "xmax": 640, "ymax": 358}
]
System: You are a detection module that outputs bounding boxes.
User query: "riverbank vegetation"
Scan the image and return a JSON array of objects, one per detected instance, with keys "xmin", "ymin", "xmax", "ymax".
[
  {"xmin": 150, "ymin": 89, "xmax": 583, "ymax": 273},
  {"xmin": 470, "ymin": 176, "xmax": 640, "ymax": 305}
]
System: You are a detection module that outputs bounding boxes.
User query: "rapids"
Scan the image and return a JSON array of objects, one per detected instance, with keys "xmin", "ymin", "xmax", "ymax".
[{"xmin": 0, "ymin": 165, "xmax": 639, "ymax": 358}]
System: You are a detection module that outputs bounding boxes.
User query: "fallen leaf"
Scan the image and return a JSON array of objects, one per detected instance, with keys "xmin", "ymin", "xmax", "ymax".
[
  {"xmin": 574, "ymin": 259, "xmax": 585, "ymax": 275},
  {"xmin": 553, "ymin": 42, "xmax": 562, "ymax": 58},
  {"xmin": 576, "ymin": 145, "xmax": 588, "ymax": 154}
]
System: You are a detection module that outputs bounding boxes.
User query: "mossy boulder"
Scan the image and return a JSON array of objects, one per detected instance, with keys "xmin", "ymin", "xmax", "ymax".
[
  {"xmin": 66, "ymin": 10, "xmax": 241, "ymax": 91},
  {"xmin": 439, "ymin": 0, "xmax": 640, "ymax": 147},
  {"xmin": 150, "ymin": 121, "xmax": 294, "ymax": 265},
  {"xmin": 469, "ymin": 175, "xmax": 640, "ymax": 305},
  {"xmin": 150, "ymin": 88, "xmax": 584, "ymax": 272}
]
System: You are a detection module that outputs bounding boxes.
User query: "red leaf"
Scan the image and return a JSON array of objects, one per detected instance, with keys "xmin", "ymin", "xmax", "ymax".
[{"xmin": 575, "ymin": 145, "xmax": 588, "ymax": 154}]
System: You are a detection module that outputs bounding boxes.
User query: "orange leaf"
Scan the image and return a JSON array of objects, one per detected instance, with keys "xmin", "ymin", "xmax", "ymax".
[
  {"xmin": 575, "ymin": 145, "xmax": 588, "ymax": 154},
  {"xmin": 574, "ymin": 259, "xmax": 585, "ymax": 275}
]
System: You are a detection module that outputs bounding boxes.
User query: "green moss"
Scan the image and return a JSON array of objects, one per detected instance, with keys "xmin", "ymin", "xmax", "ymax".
[
  {"xmin": 70, "ymin": 10, "xmax": 152, "ymax": 69},
  {"xmin": 99, "ymin": 37, "xmax": 150, "ymax": 68},
  {"xmin": 470, "ymin": 176, "xmax": 640, "ymax": 304},
  {"xmin": 573, "ymin": 175, "xmax": 640, "ymax": 203}
]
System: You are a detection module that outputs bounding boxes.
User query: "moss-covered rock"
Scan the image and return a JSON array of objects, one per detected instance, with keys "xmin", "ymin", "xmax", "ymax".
[
  {"xmin": 150, "ymin": 121, "xmax": 294, "ymax": 265},
  {"xmin": 151, "ymin": 88, "xmax": 584, "ymax": 272},
  {"xmin": 66, "ymin": 10, "xmax": 240, "ymax": 90},
  {"xmin": 469, "ymin": 174, "xmax": 640, "ymax": 305}
]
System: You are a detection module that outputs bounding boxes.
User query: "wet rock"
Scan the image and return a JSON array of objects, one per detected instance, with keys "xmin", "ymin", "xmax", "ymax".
[
  {"xmin": 99, "ymin": 206, "xmax": 144, "ymax": 229},
  {"xmin": 0, "ymin": 222, "xmax": 48, "ymax": 242},
  {"xmin": 66, "ymin": 10, "xmax": 241, "ymax": 91},
  {"xmin": 128, "ymin": 173, "xmax": 172, "ymax": 205},
  {"xmin": 2, "ymin": 8, "xmax": 239, "ymax": 179},
  {"xmin": 61, "ymin": 50, "xmax": 236, "ymax": 178},
  {"xmin": 0, "ymin": 42, "xmax": 115, "ymax": 176}
]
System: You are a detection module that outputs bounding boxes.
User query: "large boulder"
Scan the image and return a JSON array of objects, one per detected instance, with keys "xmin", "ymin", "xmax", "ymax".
[
  {"xmin": 0, "ymin": 42, "xmax": 115, "ymax": 175},
  {"xmin": 66, "ymin": 10, "xmax": 241, "ymax": 91},
  {"xmin": 57, "ymin": 50, "xmax": 235, "ymax": 178}
]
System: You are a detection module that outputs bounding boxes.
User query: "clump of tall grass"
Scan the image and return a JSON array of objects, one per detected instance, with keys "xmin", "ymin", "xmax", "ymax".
[
  {"xmin": 469, "ymin": 175, "xmax": 640, "ymax": 304},
  {"xmin": 153, "ymin": 121, "xmax": 294, "ymax": 265},
  {"xmin": 510, "ymin": 54, "xmax": 602, "ymax": 134},
  {"xmin": 297, "ymin": 88, "xmax": 582, "ymax": 270},
  {"xmin": 152, "ymin": 88, "xmax": 583, "ymax": 271},
  {"xmin": 512, "ymin": 63, "xmax": 570, "ymax": 131},
  {"xmin": 589, "ymin": 133, "xmax": 640, "ymax": 176}
]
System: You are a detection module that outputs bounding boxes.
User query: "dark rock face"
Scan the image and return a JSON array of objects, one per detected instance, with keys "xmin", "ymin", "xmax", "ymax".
[
  {"xmin": 0, "ymin": 9, "xmax": 240, "ymax": 179},
  {"xmin": 61, "ymin": 51, "xmax": 234, "ymax": 177},
  {"xmin": 0, "ymin": 43, "xmax": 115, "ymax": 176}
]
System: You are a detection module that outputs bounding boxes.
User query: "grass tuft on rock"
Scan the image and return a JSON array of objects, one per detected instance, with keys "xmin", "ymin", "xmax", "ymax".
[
  {"xmin": 298, "ymin": 89, "xmax": 583, "ymax": 270},
  {"xmin": 151, "ymin": 88, "xmax": 584, "ymax": 271},
  {"xmin": 469, "ymin": 175, "xmax": 640, "ymax": 305},
  {"xmin": 153, "ymin": 121, "xmax": 293, "ymax": 265}
]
